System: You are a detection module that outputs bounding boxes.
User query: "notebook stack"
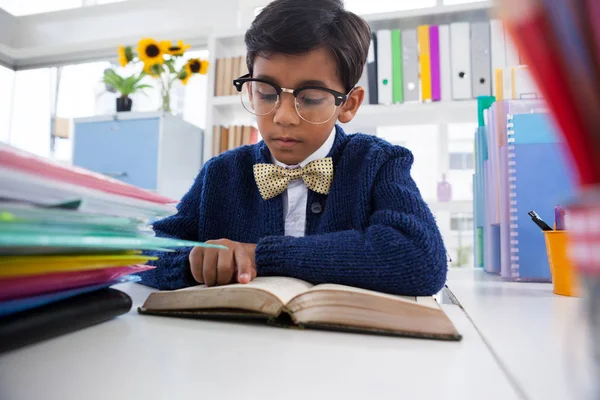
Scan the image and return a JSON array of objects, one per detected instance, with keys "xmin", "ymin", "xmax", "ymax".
[
  {"xmin": 0, "ymin": 143, "xmax": 218, "ymax": 354},
  {"xmin": 472, "ymin": 99, "xmax": 576, "ymax": 281}
]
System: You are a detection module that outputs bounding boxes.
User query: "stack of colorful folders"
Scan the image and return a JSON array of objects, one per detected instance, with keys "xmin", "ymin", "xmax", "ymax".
[{"xmin": 0, "ymin": 143, "xmax": 218, "ymax": 353}]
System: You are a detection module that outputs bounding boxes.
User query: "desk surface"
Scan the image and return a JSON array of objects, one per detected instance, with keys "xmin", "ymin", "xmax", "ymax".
[
  {"xmin": 447, "ymin": 269, "xmax": 590, "ymax": 400},
  {"xmin": 1, "ymin": 270, "xmax": 583, "ymax": 400},
  {"xmin": 0, "ymin": 276, "xmax": 522, "ymax": 400}
]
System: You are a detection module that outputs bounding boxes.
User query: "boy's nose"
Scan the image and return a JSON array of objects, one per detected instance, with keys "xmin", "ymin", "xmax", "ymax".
[{"xmin": 273, "ymin": 93, "xmax": 300, "ymax": 126}]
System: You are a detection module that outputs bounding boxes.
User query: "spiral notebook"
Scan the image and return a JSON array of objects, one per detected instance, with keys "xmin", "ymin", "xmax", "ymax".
[{"xmin": 506, "ymin": 113, "xmax": 576, "ymax": 281}]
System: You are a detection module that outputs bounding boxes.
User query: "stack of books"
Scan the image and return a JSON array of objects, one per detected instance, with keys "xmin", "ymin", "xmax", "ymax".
[
  {"xmin": 212, "ymin": 124, "xmax": 259, "ymax": 156},
  {"xmin": 0, "ymin": 143, "xmax": 220, "ymax": 354}
]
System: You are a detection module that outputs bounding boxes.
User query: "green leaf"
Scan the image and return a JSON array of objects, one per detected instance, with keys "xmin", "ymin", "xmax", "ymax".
[{"xmin": 102, "ymin": 68, "xmax": 152, "ymax": 96}]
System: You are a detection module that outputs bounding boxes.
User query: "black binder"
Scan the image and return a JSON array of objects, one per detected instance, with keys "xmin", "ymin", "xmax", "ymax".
[
  {"xmin": 367, "ymin": 32, "xmax": 379, "ymax": 105},
  {"xmin": 0, "ymin": 288, "xmax": 132, "ymax": 354}
]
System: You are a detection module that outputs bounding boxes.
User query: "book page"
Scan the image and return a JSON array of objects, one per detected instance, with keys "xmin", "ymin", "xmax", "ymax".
[
  {"xmin": 178, "ymin": 277, "xmax": 313, "ymax": 305},
  {"xmin": 311, "ymin": 283, "xmax": 421, "ymax": 304}
]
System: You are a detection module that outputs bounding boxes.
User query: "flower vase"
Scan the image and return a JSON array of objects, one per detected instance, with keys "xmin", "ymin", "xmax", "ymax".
[
  {"xmin": 161, "ymin": 92, "xmax": 171, "ymax": 113},
  {"xmin": 116, "ymin": 95, "xmax": 132, "ymax": 112}
]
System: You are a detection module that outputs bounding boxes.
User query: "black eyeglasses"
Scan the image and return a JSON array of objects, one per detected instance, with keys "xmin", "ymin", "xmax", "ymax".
[{"xmin": 232, "ymin": 74, "xmax": 349, "ymax": 124}]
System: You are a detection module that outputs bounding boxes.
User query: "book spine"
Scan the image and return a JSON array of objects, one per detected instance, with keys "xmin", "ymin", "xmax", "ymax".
[{"xmin": 506, "ymin": 116, "xmax": 519, "ymax": 279}]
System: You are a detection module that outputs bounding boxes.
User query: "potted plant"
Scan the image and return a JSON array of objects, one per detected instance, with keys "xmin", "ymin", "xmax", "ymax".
[
  {"xmin": 106, "ymin": 38, "xmax": 209, "ymax": 113},
  {"xmin": 102, "ymin": 69, "xmax": 153, "ymax": 112}
]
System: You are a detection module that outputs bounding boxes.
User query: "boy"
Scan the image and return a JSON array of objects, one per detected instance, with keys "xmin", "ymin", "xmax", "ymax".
[{"xmin": 139, "ymin": 0, "xmax": 448, "ymax": 296}]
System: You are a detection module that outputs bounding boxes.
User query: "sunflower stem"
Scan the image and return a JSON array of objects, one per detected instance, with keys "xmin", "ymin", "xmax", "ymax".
[{"xmin": 159, "ymin": 68, "xmax": 172, "ymax": 113}]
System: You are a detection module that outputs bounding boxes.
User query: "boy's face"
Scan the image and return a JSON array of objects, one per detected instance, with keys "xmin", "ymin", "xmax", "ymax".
[{"xmin": 252, "ymin": 47, "xmax": 364, "ymax": 165}]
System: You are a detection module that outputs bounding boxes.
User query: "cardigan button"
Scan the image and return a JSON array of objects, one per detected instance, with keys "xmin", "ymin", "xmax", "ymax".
[{"xmin": 310, "ymin": 202, "xmax": 323, "ymax": 214}]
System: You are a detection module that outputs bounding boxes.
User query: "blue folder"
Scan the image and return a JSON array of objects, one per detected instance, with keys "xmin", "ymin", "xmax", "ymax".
[{"xmin": 507, "ymin": 113, "xmax": 575, "ymax": 281}]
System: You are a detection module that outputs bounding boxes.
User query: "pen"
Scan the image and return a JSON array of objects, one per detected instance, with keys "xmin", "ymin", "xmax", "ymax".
[
  {"xmin": 555, "ymin": 206, "xmax": 565, "ymax": 230},
  {"xmin": 528, "ymin": 210, "xmax": 553, "ymax": 231}
]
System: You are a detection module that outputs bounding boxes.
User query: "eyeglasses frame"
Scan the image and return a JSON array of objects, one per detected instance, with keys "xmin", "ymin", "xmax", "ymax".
[{"xmin": 232, "ymin": 74, "xmax": 350, "ymax": 124}]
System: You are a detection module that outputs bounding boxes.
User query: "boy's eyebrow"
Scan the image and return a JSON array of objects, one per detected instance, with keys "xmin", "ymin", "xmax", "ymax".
[{"xmin": 254, "ymin": 75, "xmax": 329, "ymax": 88}]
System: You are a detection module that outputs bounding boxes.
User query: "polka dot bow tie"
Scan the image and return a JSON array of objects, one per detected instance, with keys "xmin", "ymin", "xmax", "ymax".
[{"xmin": 253, "ymin": 158, "xmax": 334, "ymax": 200}]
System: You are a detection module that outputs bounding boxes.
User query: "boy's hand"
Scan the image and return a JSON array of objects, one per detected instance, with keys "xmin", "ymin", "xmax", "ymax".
[{"xmin": 189, "ymin": 240, "xmax": 257, "ymax": 287}]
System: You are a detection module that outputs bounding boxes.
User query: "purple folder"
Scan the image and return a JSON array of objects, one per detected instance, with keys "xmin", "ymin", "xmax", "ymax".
[{"xmin": 429, "ymin": 26, "xmax": 441, "ymax": 101}]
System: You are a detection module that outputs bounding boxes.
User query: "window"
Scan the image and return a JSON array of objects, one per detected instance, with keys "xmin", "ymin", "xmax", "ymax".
[
  {"xmin": 179, "ymin": 50, "xmax": 209, "ymax": 130},
  {"xmin": 448, "ymin": 212, "xmax": 474, "ymax": 267},
  {"xmin": 447, "ymin": 123, "xmax": 476, "ymax": 201},
  {"xmin": 450, "ymin": 213, "xmax": 474, "ymax": 231},
  {"xmin": 377, "ymin": 125, "xmax": 439, "ymax": 201},
  {"xmin": 449, "ymin": 152, "xmax": 474, "ymax": 170},
  {"xmin": 57, "ymin": 62, "xmax": 111, "ymax": 119},
  {"xmin": 9, "ymin": 68, "xmax": 52, "ymax": 158},
  {"xmin": 0, "ymin": 65, "xmax": 15, "ymax": 144}
]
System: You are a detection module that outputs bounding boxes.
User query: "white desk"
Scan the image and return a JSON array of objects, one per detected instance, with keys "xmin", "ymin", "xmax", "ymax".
[
  {"xmin": 446, "ymin": 269, "xmax": 591, "ymax": 400},
  {"xmin": 0, "ymin": 279, "xmax": 521, "ymax": 400}
]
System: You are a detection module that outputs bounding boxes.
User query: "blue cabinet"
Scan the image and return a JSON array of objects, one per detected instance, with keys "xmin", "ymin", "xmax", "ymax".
[
  {"xmin": 74, "ymin": 118, "xmax": 160, "ymax": 190},
  {"xmin": 73, "ymin": 112, "xmax": 203, "ymax": 200}
]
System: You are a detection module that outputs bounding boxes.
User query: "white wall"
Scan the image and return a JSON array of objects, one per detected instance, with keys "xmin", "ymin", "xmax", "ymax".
[
  {"xmin": 0, "ymin": 64, "xmax": 15, "ymax": 142},
  {"xmin": 0, "ymin": 8, "xmax": 17, "ymax": 66},
  {"xmin": 0, "ymin": 8, "xmax": 16, "ymax": 46}
]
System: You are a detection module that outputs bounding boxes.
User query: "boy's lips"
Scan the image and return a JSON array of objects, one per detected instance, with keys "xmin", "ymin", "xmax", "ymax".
[{"xmin": 272, "ymin": 137, "xmax": 301, "ymax": 149}]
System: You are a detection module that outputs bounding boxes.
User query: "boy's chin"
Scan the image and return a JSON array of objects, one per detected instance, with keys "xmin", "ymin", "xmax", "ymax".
[{"xmin": 267, "ymin": 147, "xmax": 306, "ymax": 166}]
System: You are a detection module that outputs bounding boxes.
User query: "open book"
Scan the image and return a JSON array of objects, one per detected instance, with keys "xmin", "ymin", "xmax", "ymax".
[{"xmin": 139, "ymin": 277, "xmax": 461, "ymax": 341}]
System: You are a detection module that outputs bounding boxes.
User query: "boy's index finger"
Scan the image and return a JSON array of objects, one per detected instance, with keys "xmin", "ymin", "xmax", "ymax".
[{"xmin": 234, "ymin": 246, "xmax": 253, "ymax": 284}]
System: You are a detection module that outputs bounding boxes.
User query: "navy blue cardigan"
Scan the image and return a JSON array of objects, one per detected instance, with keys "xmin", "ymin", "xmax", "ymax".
[{"xmin": 139, "ymin": 125, "xmax": 448, "ymax": 296}]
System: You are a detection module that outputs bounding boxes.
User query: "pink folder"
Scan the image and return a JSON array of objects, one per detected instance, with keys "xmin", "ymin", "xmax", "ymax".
[
  {"xmin": 0, "ymin": 144, "xmax": 175, "ymax": 205},
  {"xmin": 429, "ymin": 25, "xmax": 441, "ymax": 101},
  {"xmin": 0, "ymin": 265, "xmax": 154, "ymax": 301}
]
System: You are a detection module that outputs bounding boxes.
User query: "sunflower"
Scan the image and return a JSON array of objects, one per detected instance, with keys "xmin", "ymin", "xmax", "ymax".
[
  {"xmin": 161, "ymin": 40, "xmax": 191, "ymax": 56},
  {"xmin": 185, "ymin": 58, "xmax": 202, "ymax": 77},
  {"xmin": 138, "ymin": 38, "xmax": 164, "ymax": 67},
  {"xmin": 117, "ymin": 46, "xmax": 133, "ymax": 67},
  {"xmin": 199, "ymin": 60, "xmax": 209, "ymax": 75}
]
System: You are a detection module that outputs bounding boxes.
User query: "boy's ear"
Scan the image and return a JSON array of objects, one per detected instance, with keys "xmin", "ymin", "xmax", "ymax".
[{"xmin": 337, "ymin": 86, "xmax": 365, "ymax": 124}]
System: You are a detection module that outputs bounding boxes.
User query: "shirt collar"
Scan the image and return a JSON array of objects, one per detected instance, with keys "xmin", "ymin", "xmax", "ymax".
[{"xmin": 271, "ymin": 126, "xmax": 336, "ymax": 168}]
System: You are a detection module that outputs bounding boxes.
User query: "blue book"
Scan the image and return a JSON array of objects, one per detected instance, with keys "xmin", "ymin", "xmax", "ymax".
[{"xmin": 507, "ymin": 113, "xmax": 576, "ymax": 281}]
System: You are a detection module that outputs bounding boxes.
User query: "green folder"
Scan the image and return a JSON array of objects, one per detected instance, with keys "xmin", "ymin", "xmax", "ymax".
[
  {"xmin": 477, "ymin": 96, "xmax": 496, "ymax": 127},
  {"xmin": 391, "ymin": 29, "xmax": 404, "ymax": 104},
  {"xmin": 0, "ymin": 233, "xmax": 227, "ymax": 255}
]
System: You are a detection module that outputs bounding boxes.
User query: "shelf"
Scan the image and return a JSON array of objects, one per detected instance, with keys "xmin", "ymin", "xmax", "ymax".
[
  {"xmin": 348, "ymin": 100, "xmax": 478, "ymax": 127},
  {"xmin": 210, "ymin": 97, "xmax": 478, "ymax": 127}
]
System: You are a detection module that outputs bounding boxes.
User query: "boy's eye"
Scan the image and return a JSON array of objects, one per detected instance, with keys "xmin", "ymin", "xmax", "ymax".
[
  {"xmin": 298, "ymin": 90, "xmax": 328, "ymax": 106},
  {"xmin": 257, "ymin": 92, "xmax": 278, "ymax": 102},
  {"xmin": 254, "ymin": 83, "xmax": 278, "ymax": 103}
]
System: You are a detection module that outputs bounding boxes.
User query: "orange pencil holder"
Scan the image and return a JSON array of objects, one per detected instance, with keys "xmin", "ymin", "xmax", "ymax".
[{"xmin": 543, "ymin": 231, "xmax": 579, "ymax": 297}]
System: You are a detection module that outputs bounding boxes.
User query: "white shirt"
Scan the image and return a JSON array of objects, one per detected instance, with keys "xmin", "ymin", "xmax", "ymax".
[{"xmin": 271, "ymin": 127, "xmax": 336, "ymax": 237}]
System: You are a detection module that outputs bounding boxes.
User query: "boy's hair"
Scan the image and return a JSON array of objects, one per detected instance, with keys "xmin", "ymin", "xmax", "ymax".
[{"xmin": 245, "ymin": 0, "xmax": 371, "ymax": 93}]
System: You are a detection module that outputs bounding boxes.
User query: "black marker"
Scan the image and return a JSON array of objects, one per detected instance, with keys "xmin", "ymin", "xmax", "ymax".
[{"xmin": 528, "ymin": 211, "xmax": 553, "ymax": 231}]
